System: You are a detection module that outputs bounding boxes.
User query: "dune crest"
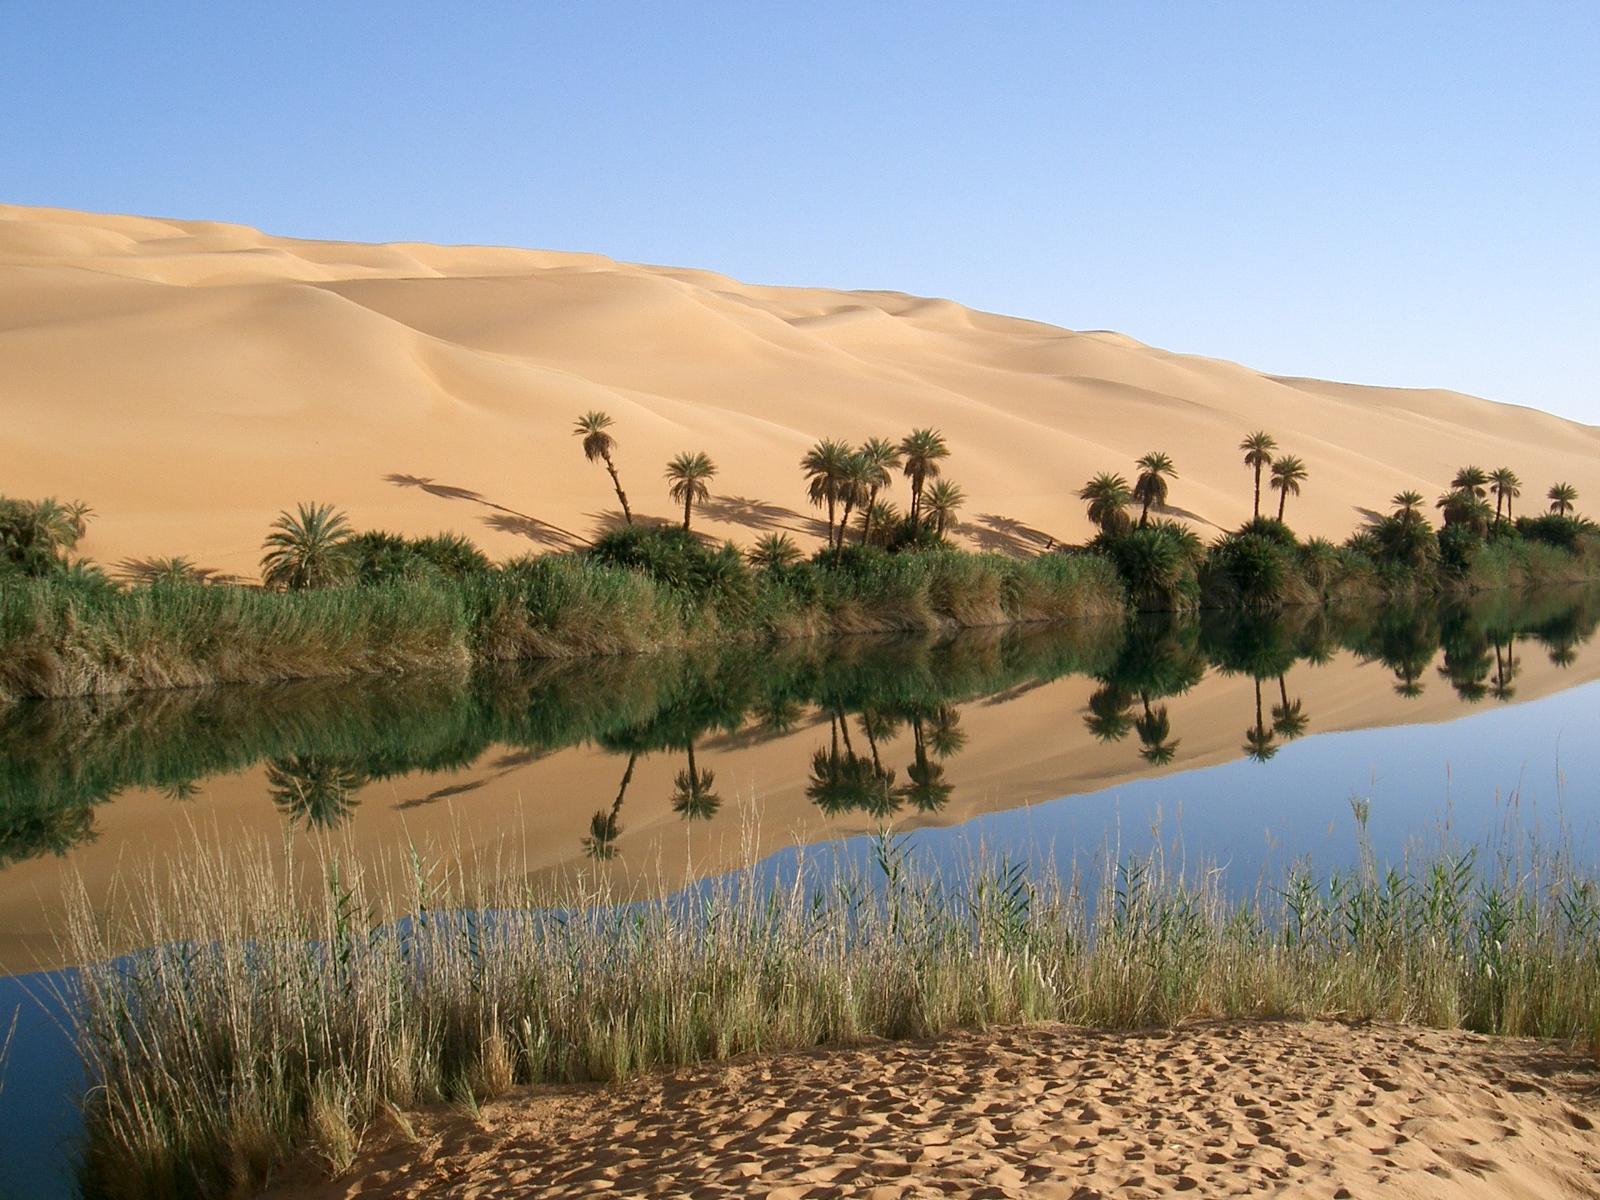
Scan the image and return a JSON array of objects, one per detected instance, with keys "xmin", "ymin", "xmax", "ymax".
[{"xmin": 4, "ymin": 204, "xmax": 1598, "ymax": 578}]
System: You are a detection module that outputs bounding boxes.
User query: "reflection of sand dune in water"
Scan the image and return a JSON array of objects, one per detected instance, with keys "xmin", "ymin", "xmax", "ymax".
[
  {"xmin": 5, "ymin": 642, "xmax": 1599, "ymax": 973},
  {"xmin": 4, "ymin": 204, "xmax": 1600, "ymax": 579}
]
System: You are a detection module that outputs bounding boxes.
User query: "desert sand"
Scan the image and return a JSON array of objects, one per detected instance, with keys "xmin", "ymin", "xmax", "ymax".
[
  {"xmin": 4, "ymin": 204, "xmax": 1599, "ymax": 579},
  {"xmin": 265, "ymin": 1020, "xmax": 1600, "ymax": 1199}
]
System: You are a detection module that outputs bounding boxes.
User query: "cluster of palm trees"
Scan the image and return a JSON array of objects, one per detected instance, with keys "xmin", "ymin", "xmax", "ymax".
[
  {"xmin": 800, "ymin": 429, "xmax": 965, "ymax": 553},
  {"xmin": 1433, "ymin": 466, "xmax": 1580, "ymax": 535},
  {"xmin": 1078, "ymin": 452, "xmax": 1180, "ymax": 534}
]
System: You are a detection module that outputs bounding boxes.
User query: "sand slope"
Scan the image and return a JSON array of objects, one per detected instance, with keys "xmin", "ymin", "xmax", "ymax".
[
  {"xmin": 5, "ymin": 204, "xmax": 1599, "ymax": 579},
  {"xmin": 267, "ymin": 1020, "xmax": 1600, "ymax": 1199}
]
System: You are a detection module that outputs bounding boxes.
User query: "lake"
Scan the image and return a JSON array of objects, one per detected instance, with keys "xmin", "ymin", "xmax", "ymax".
[{"xmin": 3, "ymin": 586, "xmax": 1600, "ymax": 1196}]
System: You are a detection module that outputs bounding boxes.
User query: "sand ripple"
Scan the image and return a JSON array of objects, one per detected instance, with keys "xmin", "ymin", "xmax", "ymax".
[{"xmin": 270, "ymin": 1020, "xmax": 1600, "ymax": 1199}]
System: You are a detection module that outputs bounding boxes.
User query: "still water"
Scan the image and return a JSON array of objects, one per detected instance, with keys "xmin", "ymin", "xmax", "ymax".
[{"xmin": 3, "ymin": 587, "xmax": 1600, "ymax": 1195}]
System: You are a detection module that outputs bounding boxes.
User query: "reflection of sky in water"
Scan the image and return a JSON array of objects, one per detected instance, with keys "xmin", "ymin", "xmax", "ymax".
[{"xmin": 915, "ymin": 676, "xmax": 1600, "ymax": 882}]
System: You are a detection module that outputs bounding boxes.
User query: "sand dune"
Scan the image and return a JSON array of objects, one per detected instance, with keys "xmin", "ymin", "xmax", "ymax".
[
  {"xmin": 5, "ymin": 204, "xmax": 1599, "ymax": 579},
  {"xmin": 265, "ymin": 1020, "xmax": 1600, "ymax": 1199}
]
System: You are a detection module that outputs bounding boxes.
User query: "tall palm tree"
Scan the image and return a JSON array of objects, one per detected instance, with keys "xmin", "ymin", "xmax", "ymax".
[
  {"xmin": 1079, "ymin": 473, "xmax": 1133, "ymax": 536},
  {"xmin": 1488, "ymin": 468, "xmax": 1521, "ymax": 526},
  {"xmin": 574, "ymin": 410, "xmax": 632, "ymax": 525},
  {"xmin": 856, "ymin": 437, "xmax": 902, "ymax": 545},
  {"xmin": 1132, "ymin": 452, "xmax": 1177, "ymax": 527},
  {"xmin": 922, "ymin": 479, "xmax": 966, "ymax": 537},
  {"xmin": 1240, "ymin": 431, "xmax": 1277, "ymax": 520},
  {"xmin": 1392, "ymin": 491, "xmax": 1426, "ymax": 527},
  {"xmin": 835, "ymin": 452, "xmax": 874, "ymax": 559},
  {"xmin": 665, "ymin": 451, "xmax": 717, "ymax": 531},
  {"xmin": 1242, "ymin": 678, "xmax": 1279, "ymax": 762},
  {"xmin": 1548, "ymin": 482, "xmax": 1579, "ymax": 516},
  {"xmin": 260, "ymin": 502, "xmax": 355, "ymax": 590},
  {"xmin": 1269, "ymin": 455, "xmax": 1308, "ymax": 523},
  {"xmin": 1451, "ymin": 466, "xmax": 1489, "ymax": 498},
  {"xmin": 801, "ymin": 438, "xmax": 852, "ymax": 547},
  {"xmin": 670, "ymin": 741, "xmax": 721, "ymax": 821},
  {"xmin": 899, "ymin": 428, "xmax": 950, "ymax": 530}
]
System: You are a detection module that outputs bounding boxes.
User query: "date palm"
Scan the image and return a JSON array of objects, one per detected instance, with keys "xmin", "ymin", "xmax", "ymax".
[
  {"xmin": 1451, "ymin": 466, "xmax": 1489, "ymax": 498},
  {"xmin": 1548, "ymin": 482, "xmax": 1578, "ymax": 516},
  {"xmin": 665, "ymin": 451, "xmax": 717, "ymax": 532},
  {"xmin": 1488, "ymin": 468, "xmax": 1520, "ymax": 526},
  {"xmin": 856, "ymin": 437, "xmax": 902, "ymax": 545},
  {"xmin": 923, "ymin": 479, "xmax": 966, "ymax": 537},
  {"xmin": 835, "ymin": 452, "xmax": 875, "ymax": 559},
  {"xmin": 582, "ymin": 753, "xmax": 637, "ymax": 861},
  {"xmin": 260, "ymin": 502, "xmax": 354, "ymax": 590},
  {"xmin": 1132, "ymin": 452, "xmax": 1177, "ymax": 527},
  {"xmin": 574, "ymin": 410, "xmax": 632, "ymax": 525},
  {"xmin": 899, "ymin": 428, "xmax": 950, "ymax": 530},
  {"xmin": 1079, "ymin": 472, "xmax": 1133, "ymax": 536},
  {"xmin": 747, "ymin": 532, "xmax": 802, "ymax": 569},
  {"xmin": 1392, "ymin": 491, "xmax": 1426, "ymax": 527},
  {"xmin": 1240, "ymin": 431, "xmax": 1277, "ymax": 520},
  {"xmin": 801, "ymin": 438, "xmax": 852, "ymax": 547},
  {"xmin": 1269, "ymin": 455, "xmax": 1308, "ymax": 523},
  {"xmin": 1242, "ymin": 678, "xmax": 1279, "ymax": 762},
  {"xmin": 266, "ymin": 755, "xmax": 366, "ymax": 830}
]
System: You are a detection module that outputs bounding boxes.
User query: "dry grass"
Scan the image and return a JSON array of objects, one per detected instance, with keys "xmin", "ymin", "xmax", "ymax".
[{"xmin": 61, "ymin": 814, "xmax": 1600, "ymax": 1199}]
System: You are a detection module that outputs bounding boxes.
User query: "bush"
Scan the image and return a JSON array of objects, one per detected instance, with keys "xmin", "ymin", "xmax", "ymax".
[
  {"xmin": 1091, "ymin": 523, "xmax": 1202, "ymax": 610},
  {"xmin": 1515, "ymin": 513, "xmax": 1595, "ymax": 553},
  {"xmin": 349, "ymin": 531, "xmax": 492, "ymax": 585},
  {"xmin": 1200, "ymin": 532, "xmax": 1303, "ymax": 608},
  {"xmin": 1437, "ymin": 524, "xmax": 1484, "ymax": 576},
  {"xmin": 589, "ymin": 526, "xmax": 752, "ymax": 607}
]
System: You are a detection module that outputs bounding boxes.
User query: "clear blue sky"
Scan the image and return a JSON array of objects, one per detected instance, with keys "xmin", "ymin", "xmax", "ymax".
[{"xmin": 4, "ymin": 3, "xmax": 1597, "ymax": 422}]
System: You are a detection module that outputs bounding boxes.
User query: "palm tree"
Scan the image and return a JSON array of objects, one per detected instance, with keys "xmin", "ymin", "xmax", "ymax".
[
  {"xmin": 260, "ymin": 502, "xmax": 355, "ymax": 590},
  {"xmin": 860, "ymin": 500, "xmax": 901, "ymax": 548},
  {"xmin": 1392, "ymin": 491, "xmax": 1426, "ymax": 527},
  {"xmin": 574, "ymin": 410, "xmax": 632, "ymax": 525},
  {"xmin": 801, "ymin": 438, "xmax": 853, "ymax": 547},
  {"xmin": 670, "ymin": 741, "xmax": 721, "ymax": 821},
  {"xmin": 747, "ymin": 532, "xmax": 802, "ymax": 569},
  {"xmin": 1271, "ymin": 675, "xmax": 1309, "ymax": 740},
  {"xmin": 922, "ymin": 479, "xmax": 966, "ymax": 537},
  {"xmin": 1079, "ymin": 473, "xmax": 1133, "ymax": 536},
  {"xmin": 1240, "ymin": 431, "xmax": 1277, "ymax": 520},
  {"xmin": 835, "ymin": 452, "xmax": 875, "ymax": 560},
  {"xmin": 899, "ymin": 429, "xmax": 950, "ymax": 530},
  {"xmin": 1135, "ymin": 700, "xmax": 1178, "ymax": 766},
  {"xmin": 902, "ymin": 714, "xmax": 954, "ymax": 812},
  {"xmin": 1269, "ymin": 455, "xmax": 1308, "ymax": 523},
  {"xmin": 1488, "ymin": 468, "xmax": 1521, "ymax": 526},
  {"xmin": 665, "ymin": 451, "xmax": 717, "ymax": 532},
  {"xmin": 1132, "ymin": 452, "xmax": 1177, "ymax": 527},
  {"xmin": 1451, "ymin": 466, "xmax": 1489, "ymax": 498},
  {"xmin": 856, "ymin": 437, "xmax": 902, "ymax": 545},
  {"xmin": 1549, "ymin": 482, "xmax": 1579, "ymax": 516},
  {"xmin": 1085, "ymin": 684, "xmax": 1135, "ymax": 742}
]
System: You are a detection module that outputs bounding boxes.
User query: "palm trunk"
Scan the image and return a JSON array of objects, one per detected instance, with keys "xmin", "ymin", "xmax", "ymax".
[
  {"xmin": 1277, "ymin": 488, "xmax": 1287, "ymax": 522},
  {"xmin": 826, "ymin": 494, "xmax": 837, "ymax": 549},
  {"xmin": 1140, "ymin": 499, "xmax": 1151, "ymax": 528},
  {"xmin": 603, "ymin": 452, "xmax": 632, "ymax": 524},
  {"xmin": 683, "ymin": 492, "xmax": 693, "ymax": 531},
  {"xmin": 910, "ymin": 470, "xmax": 924, "ymax": 528},
  {"xmin": 1253, "ymin": 465, "xmax": 1263, "ymax": 520},
  {"xmin": 862, "ymin": 485, "xmax": 879, "ymax": 544}
]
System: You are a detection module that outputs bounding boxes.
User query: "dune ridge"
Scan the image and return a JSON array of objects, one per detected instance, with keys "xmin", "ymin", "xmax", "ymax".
[{"xmin": 5, "ymin": 204, "xmax": 1599, "ymax": 580}]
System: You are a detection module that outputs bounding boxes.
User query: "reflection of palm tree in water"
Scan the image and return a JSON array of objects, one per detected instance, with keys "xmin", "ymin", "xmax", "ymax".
[
  {"xmin": 902, "ymin": 710, "xmax": 955, "ymax": 812},
  {"xmin": 671, "ymin": 740, "xmax": 722, "ymax": 821},
  {"xmin": 1242, "ymin": 678, "xmax": 1279, "ymax": 763},
  {"xmin": 1134, "ymin": 696, "xmax": 1178, "ymax": 766},
  {"xmin": 1270, "ymin": 674, "xmax": 1309, "ymax": 741},
  {"xmin": 805, "ymin": 706, "xmax": 898, "ymax": 819},
  {"xmin": 1490, "ymin": 639, "xmax": 1519, "ymax": 701},
  {"xmin": 582, "ymin": 752, "xmax": 637, "ymax": 860},
  {"xmin": 267, "ymin": 755, "xmax": 367, "ymax": 830},
  {"xmin": 1084, "ymin": 684, "xmax": 1136, "ymax": 743}
]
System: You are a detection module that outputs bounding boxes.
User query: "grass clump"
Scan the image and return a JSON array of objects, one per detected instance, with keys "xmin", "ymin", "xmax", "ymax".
[{"xmin": 66, "ymin": 824, "xmax": 1600, "ymax": 1198}]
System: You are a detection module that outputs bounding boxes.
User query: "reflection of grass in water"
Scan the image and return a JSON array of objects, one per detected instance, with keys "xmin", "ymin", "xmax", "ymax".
[{"xmin": 66, "ymin": 822, "xmax": 1600, "ymax": 1198}]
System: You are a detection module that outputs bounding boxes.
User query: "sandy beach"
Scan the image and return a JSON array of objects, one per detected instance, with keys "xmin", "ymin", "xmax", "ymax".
[
  {"xmin": 4, "ymin": 204, "xmax": 1599, "ymax": 580},
  {"xmin": 265, "ymin": 1020, "xmax": 1600, "ymax": 1199}
]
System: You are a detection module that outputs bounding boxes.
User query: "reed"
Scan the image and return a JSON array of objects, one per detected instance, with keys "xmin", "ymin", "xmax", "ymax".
[{"xmin": 65, "ymin": 822, "xmax": 1600, "ymax": 1199}]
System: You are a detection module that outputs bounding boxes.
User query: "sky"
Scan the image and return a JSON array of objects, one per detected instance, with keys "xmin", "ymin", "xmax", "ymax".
[{"xmin": 3, "ymin": 2, "xmax": 1598, "ymax": 422}]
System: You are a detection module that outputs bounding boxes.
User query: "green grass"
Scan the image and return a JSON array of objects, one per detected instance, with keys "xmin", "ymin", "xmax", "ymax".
[
  {"xmin": 0, "ymin": 546, "xmax": 1124, "ymax": 701},
  {"xmin": 64, "ymin": 824, "xmax": 1600, "ymax": 1198}
]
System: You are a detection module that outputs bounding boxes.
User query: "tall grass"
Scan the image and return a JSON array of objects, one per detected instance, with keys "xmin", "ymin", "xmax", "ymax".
[
  {"xmin": 0, "ymin": 549, "xmax": 1124, "ymax": 701},
  {"xmin": 66, "ymin": 823, "xmax": 1600, "ymax": 1199}
]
